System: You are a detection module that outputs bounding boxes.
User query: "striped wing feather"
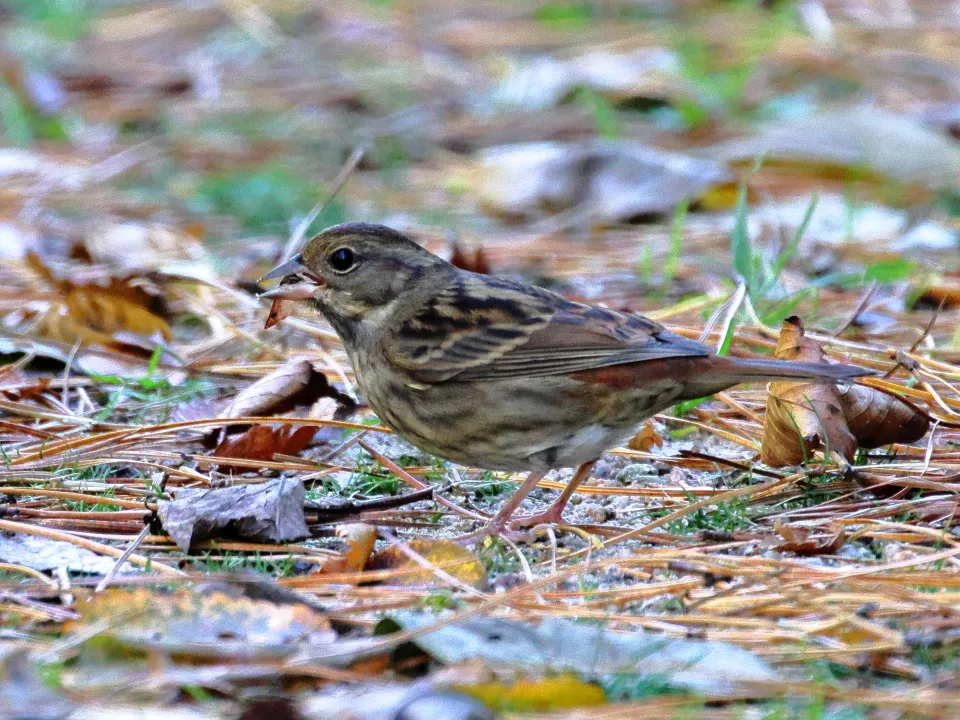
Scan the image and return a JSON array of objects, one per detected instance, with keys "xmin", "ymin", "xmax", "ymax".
[{"xmin": 383, "ymin": 274, "xmax": 710, "ymax": 383}]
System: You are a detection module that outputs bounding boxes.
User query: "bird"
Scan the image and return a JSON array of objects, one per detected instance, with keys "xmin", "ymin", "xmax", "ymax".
[{"xmin": 260, "ymin": 222, "xmax": 873, "ymax": 542}]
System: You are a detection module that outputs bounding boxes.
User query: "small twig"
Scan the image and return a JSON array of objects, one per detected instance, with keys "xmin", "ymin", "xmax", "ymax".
[
  {"xmin": 678, "ymin": 450, "xmax": 783, "ymax": 479},
  {"xmin": 833, "ymin": 280, "xmax": 878, "ymax": 337},
  {"xmin": 909, "ymin": 295, "xmax": 946, "ymax": 353},
  {"xmin": 307, "ymin": 485, "xmax": 439, "ymax": 523},
  {"xmin": 95, "ymin": 522, "xmax": 151, "ymax": 592},
  {"xmin": 61, "ymin": 340, "xmax": 82, "ymax": 415},
  {"xmin": 317, "ymin": 429, "xmax": 368, "ymax": 465},
  {"xmin": 358, "ymin": 440, "xmax": 487, "ymax": 522},
  {"xmin": 276, "ymin": 146, "xmax": 365, "ymax": 264}
]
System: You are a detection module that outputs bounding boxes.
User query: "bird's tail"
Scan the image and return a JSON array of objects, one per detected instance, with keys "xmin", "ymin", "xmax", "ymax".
[
  {"xmin": 704, "ymin": 356, "xmax": 875, "ymax": 384},
  {"xmin": 671, "ymin": 355, "xmax": 875, "ymax": 402}
]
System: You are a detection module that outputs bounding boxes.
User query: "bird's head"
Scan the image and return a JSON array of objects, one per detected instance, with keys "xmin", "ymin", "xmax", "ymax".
[{"xmin": 260, "ymin": 222, "xmax": 447, "ymax": 338}]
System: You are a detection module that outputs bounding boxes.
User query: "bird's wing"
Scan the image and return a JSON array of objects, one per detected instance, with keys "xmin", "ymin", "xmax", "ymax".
[{"xmin": 382, "ymin": 275, "xmax": 710, "ymax": 383}]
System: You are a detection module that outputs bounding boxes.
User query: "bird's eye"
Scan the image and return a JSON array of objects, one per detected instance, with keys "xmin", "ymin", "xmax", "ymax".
[{"xmin": 328, "ymin": 247, "xmax": 356, "ymax": 273}]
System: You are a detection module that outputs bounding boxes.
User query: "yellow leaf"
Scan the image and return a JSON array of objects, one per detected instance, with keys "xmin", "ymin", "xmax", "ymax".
[
  {"xmin": 72, "ymin": 586, "xmax": 333, "ymax": 655},
  {"xmin": 27, "ymin": 251, "xmax": 171, "ymax": 350},
  {"xmin": 455, "ymin": 674, "xmax": 605, "ymax": 711},
  {"xmin": 338, "ymin": 523, "xmax": 377, "ymax": 572},
  {"xmin": 627, "ymin": 421, "xmax": 662, "ymax": 452},
  {"xmin": 370, "ymin": 538, "xmax": 488, "ymax": 591}
]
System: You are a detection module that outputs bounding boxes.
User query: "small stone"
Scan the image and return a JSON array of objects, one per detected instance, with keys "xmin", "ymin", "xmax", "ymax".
[
  {"xmin": 587, "ymin": 506, "xmax": 616, "ymax": 523},
  {"xmin": 615, "ymin": 463, "xmax": 661, "ymax": 485}
]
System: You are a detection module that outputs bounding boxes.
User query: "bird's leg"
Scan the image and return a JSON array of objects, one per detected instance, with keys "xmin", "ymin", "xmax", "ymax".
[
  {"xmin": 454, "ymin": 470, "xmax": 546, "ymax": 546},
  {"xmin": 509, "ymin": 460, "xmax": 597, "ymax": 529}
]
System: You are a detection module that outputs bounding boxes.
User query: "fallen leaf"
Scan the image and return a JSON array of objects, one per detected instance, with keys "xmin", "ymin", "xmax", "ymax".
[
  {"xmin": 339, "ymin": 523, "xmax": 378, "ymax": 572},
  {"xmin": 836, "ymin": 384, "xmax": 929, "ymax": 449},
  {"xmin": 474, "ymin": 140, "xmax": 730, "ymax": 222},
  {"xmin": 212, "ymin": 424, "xmax": 319, "ymax": 467},
  {"xmin": 493, "ymin": 49, "xmax": 687, "ymax": 111},
  {"xmin": 370, "ymin": 539, "xmax": 488, "ymax": 591},
  {"xmin": 627, "ymin": 421, "xmax": 662, "ymax": 452},
  {"xmin": 263, "ymin": 275, "xmax": 316, "ymax": 329},
  {"xmin": 225, "ymin": 359, "xmax": 352, "ymax": 419},
  {"xmin": 0, "ymin": 533, "xmax": 133, "ymax": 575},
  {"xmin": 315, "ymin": 523, "xmax": 378, "ymax": 576},
  {"xmin": 713, "ymin": 106, "xmax": 960, "ymax": 193},
  {"xmin": 773, "ymin": 520, "xmax": 846, "ymax": 556},
  {"xmin": 385, "ymin": 614, "xmax": 778, "ymax": 697},
  {"xmin": 26, "ymin": 251, "xmax": 171, "ymax": 352},
  {"xmin": 762, "ymin": 316, "xmax": 856, "ymax": 466},
  {"xmin": 156, "ymin": 476, "xmax": 309, "ymax": 552},
  {"xmin": 208, "ymin": 360, "xmax": 357, "ymax": 466},
  {"xmin": 762, "ymin": 316, "xmax": 929, "ymax": 466},
  {"xmin": 80, "ymin": 221, "xmax": 210, "ymax": 274},
  {"xmin": 915, "ymin": 277, "xmax": 960, "ymax": 309},
  {"xmin": 455, "ymin": 673, "xmax": 605, "ymax": 712},
  {"xmin": 73, "ymin": 584, "xmax": 333, "ymax": 659},
  {"xmin": 449, "ymin": 238, "xmax": 492, "ymax": 275}
]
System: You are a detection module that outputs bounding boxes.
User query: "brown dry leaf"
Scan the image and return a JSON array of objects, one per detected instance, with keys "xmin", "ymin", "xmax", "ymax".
[
  {"xmin": 212, "ymin": 424, "xmax": 318, "ymax": 466},
  {"xmin": 370, "ymin": 538, "xmax": 488, "ymax": 591},
  {"xmin": 26, "ymin": 251, "xmax": 171, "ymax": 350},
  {"xmin": 627, "ymin": 421, "xmax": 662, "ymax": 452},
  {"xmin": 915, "ymin": 279, "xmax": 960, "ymax": 309},
  {"xmin": 762, "ymin": 317, "xmax": 930, "ymax": 467},
  {"xmin": 338, "ymin": 523, "xmax": 378, "ymax": 572},
  {"xmin": 262, "ymin": 275, "xmax": 316, "ymax": 329},
  {"xmin": 773, "ymin": 520, "xmax": 846, "ymax": 556},
  {"xmin": 73, "ymin": 584, "xmax": 333, "ymax": 658},
  {"xmin": 713, "ymin": 106, "xmax": 960, "ymax": 193},
  {"xmin": 316, "ymin": 523, "xmax": 379, "ymax": 576},
  {"xmin": 225, "ymin": 360, "xmax": 348, "ymax": 419},
  {"xmin": 475, "ymin": 140, "xmax": 729, "ymax": 222},
  {"xmin": 209, "ymin": 360, "xmax": 357, "ymax": 467},
  {"xmin": 454, "ymin": 673, "xmax": 606, "ymax": 712},
  {"xmin": 837, "ymin": 384, "xmax": 929, "ymax": 449},
  {"xmin": 761, "ymin": 316, "xmax": 856, "ymax": 466},
  {"xmin": 265, "ymin": 297, "xmax": 295, "ymax": 329},
  {"xmin": 156, "ymin": 476, "xmax": 310, "ymax": 551}
]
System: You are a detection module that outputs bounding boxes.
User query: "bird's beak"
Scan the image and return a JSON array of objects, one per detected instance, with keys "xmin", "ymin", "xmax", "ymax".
[
  {"xmin": 258, "ymin": 253, "xmax": 325, "ymax": 300},
  {"xmin": 259, "ymin": 253, "xmax": 306, "ymax": 282},
  {"xmin": 259, "ymin": 282, "xmax": 317, "ymax": 300}
]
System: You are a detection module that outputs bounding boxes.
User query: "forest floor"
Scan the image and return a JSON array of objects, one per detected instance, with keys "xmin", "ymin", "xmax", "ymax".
[{"xmin": 1, "ymin": 1, "xmax": 960, "ymax": 718}]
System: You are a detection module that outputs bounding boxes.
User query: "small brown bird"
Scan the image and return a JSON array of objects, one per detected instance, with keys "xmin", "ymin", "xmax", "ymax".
[{"xmin": 261, "ymin": 223, "xmax": 872, "ymax": 541}]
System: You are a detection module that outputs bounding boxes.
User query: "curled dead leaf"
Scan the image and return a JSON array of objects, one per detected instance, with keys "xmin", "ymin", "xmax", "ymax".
[
  {"xmin": 762, "ymin": 317, "xmax": 928, "ymax": 467},
  {"xmin": 773, "ymin": 520, "xmax": 846, "ymax": 556},
  {"xmin": 449, "ymin": 237, "xmax": 492, "ymax": 275},
  {"xmin": 212, "ymin": 424, "xmax": 318, "ymax": 467},
  {"xmin": 156, "ymin": 476, "xmax": 310, "ymax": 551},
  {"xmin": 209, "ymin": 360, "xmax": 357, "ymax": 468},
  {"xmin": 316, "ymin": 523, "xmax": 378, "ymax": 576},
  {"xmin": 226, "ymin": 359, "xmax": 351, "ymax": 419},
  {"xmin": 627, "ymin": 421, "xmax": 662, "ymax": 452},
  {"xmin": 26, "ymin": 251, "xmax": 171, "ymax": 352},
  {"xmin": 370, "ymin": 538, "xmax": 488, "ymax": 591},
  {"xmin": 836, "ymin": 383, "xmax": 929, "ymax": 449},
  {"xmin": 761, "ymin": 316, "xmax": 856, "ymax": 466}
]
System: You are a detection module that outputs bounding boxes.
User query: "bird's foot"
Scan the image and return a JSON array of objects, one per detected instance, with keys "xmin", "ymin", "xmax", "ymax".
[
  {"xmin": 452, "ymin": 521, "xmax": 529, "ymax": 547},
  {"xmin": 508, "ymin": 506, "xmax": 567, "ymax": 529},
  {"xmin": 508, "ymin": 510, "xmax": 602, "ymax": 547}
]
